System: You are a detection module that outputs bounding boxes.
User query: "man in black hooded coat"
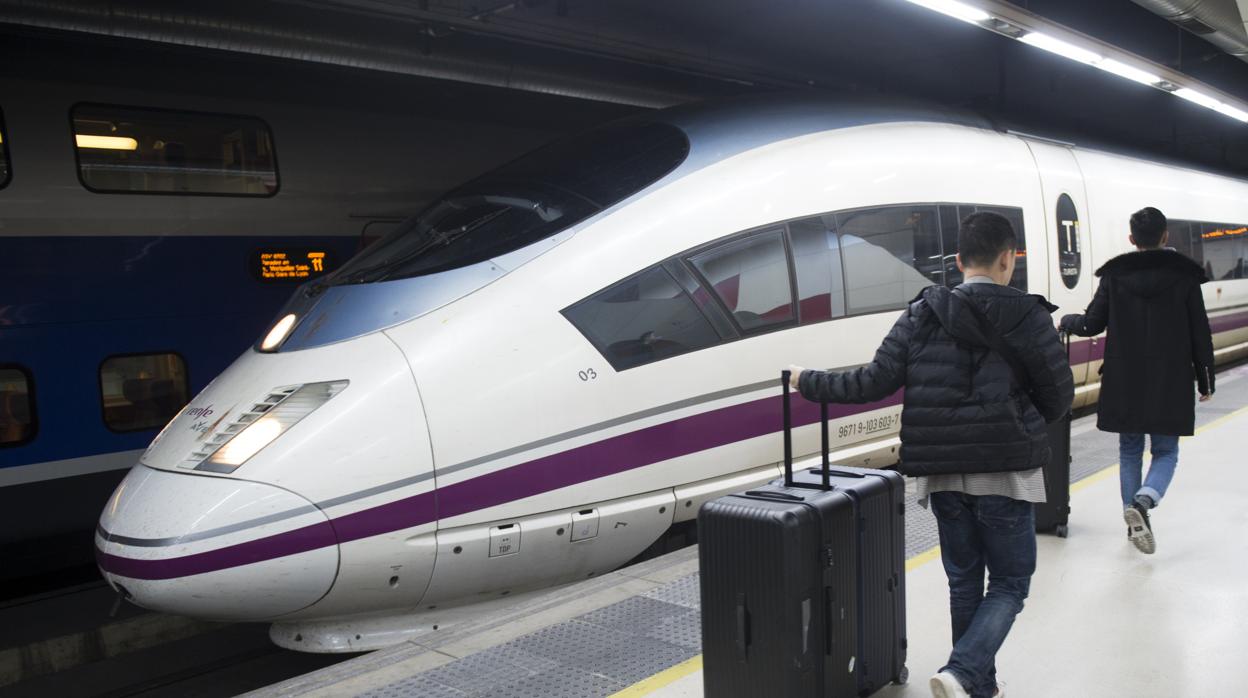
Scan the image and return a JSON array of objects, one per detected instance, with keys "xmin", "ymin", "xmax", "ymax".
[
  {"xmin": 1060, "ymin": 207, "xmax": 1215, "ymax": 555},
  {"xmin": 792, "ymin": 212, "xmax": 1073, "ymax": 698}
]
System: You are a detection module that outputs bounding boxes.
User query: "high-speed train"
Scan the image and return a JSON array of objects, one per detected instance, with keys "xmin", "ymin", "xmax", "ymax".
[
  {"xmin": 0, "ymin": 28, "xmax": 621, "ymax": 585},
  {"xmin": 95, "ymin": 96, "xmax": 1248, "ymax": 652}
]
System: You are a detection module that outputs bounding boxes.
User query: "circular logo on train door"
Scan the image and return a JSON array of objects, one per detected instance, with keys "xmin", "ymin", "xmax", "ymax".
[{"xmin": 1056, "ymin": 194, "xmax": 1081, "ymax": 289}]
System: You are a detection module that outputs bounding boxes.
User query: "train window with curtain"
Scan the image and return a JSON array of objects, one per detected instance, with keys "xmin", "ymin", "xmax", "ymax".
[
  {"xmin": 788, "ymin": 215, "xmax": 846, "ymax": 323},
  {"xmin": 0, "ymin": 366, "xmax": 35, "ymax": 446},
  {"xmin": 688, "ymin": 228, "xmax": 796, "ymax": 333},
  {"xmin": 562, "ymin": 267, "xmax": 722, "ymax": 371},
  {"xmin": 837, "ymin": 205, "xmax": 942, "ymax": 315},
  {"xmin": 72, "ymin": 104, "xmax": 278, "ymax": 196},
  {"xmin": 1202, "ymin": 222, "xmax": 1248, "ymax": 280},
  {"xmin": 99, "ymin": 353, "xmax": 190, "ymax": 432},
  {"xmin": 0, "ymin": 108, "xmax": 10, "ymax": 189}
]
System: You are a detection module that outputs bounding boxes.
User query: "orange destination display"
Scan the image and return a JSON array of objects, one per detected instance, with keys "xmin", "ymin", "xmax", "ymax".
[{"xmin": 250, "ymin": 248, "xmax": 335, "ymax": 282}]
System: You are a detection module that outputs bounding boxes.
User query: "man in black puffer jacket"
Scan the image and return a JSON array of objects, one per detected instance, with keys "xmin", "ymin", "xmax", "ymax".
[
  {"xmin": 790, "ymin": 212, "xmax": 1073, "ymax": 698},
  {"xmin": 1060, "ymin": 207, "xmax": 1214, "ymax": 556}
]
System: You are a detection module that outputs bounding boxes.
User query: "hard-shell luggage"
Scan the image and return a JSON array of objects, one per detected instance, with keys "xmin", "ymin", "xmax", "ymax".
[
  {"xmin": 698, "ymin": 372, "xmax": 908, "ymax": 697},
  {"xmin": 1035, "ymin": 332, "xmax": 1073, "ymax": 537}
]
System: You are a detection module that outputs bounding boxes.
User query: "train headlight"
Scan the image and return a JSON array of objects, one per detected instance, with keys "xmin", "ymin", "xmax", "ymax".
[
  {"xmin": 184, "ymin": 380, "xmax": 348, "ymax": 473},
  {"xmin": 261, "ymin": 314, "xmax": 298, "ymax": 351}
]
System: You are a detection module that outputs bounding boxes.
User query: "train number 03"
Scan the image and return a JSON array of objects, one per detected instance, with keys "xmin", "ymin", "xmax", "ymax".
[{"xmin": 578, "ymin": 368, "xmax": 598, "ymax": 382}]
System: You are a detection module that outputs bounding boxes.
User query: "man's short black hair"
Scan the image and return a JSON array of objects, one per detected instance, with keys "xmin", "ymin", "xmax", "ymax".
[
  {"xmin": 959, "ymin": 212, "xmax": 1017, "ymax": 268},
  {"xmin": 1130, "ymin": 207, "xmax": 1167, "ymax": 247}
]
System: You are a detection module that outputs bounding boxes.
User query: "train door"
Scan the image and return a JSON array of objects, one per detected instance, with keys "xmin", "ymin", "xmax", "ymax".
[{"xmin": 1022, "ymin": 140, "xmax": 1095, "ymax": 405}]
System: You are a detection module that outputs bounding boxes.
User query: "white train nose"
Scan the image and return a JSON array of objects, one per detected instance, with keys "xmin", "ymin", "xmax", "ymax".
[{"xmin": 96, "ymin": 465, "xmax": 339, "ymax": 620}]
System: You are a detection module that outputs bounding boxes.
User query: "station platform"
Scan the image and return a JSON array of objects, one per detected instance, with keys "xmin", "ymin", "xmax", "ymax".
[{"xmin": 249, "ymin": 366, "xmax": 1248, "ymax": 698}]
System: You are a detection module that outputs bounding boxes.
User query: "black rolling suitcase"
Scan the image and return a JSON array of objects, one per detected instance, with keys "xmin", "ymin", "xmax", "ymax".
[
  {"xmin": 1035, "ymin": 332, "xmax": 1072, "ymax": 537},
  {"xmin": 698, "ymin": 371, "xmax": 908, "ymax": 697}
]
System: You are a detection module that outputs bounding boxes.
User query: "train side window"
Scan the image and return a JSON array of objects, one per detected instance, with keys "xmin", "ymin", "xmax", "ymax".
[
  {"xmin": 968, "ymin": 205, "xmax": 1028, "ymax": 293},
  {"xmin": 1167, "ymin": 220, "xmax": 1203, "ymax": 264},
  {"xmin": 837, "ymin": 205, "xmax": 942, "ymax": 315},
  {"xmin": 788, "ymin": 216, "xmax": 846, "ymax": 323},
  {"xmin": 688, "ymin": 229, "xmax": 796, "ymax": 333},
  {"xmin": 72, "ymin": 104, "xmax": 278, "ymax": 196},
  {"xmin": 99, "ymin": 353, "xmax": 190, "ymax": 432},
  {"xmin": 1202, "ymin": 222, "xmax": 1248, "ymax": 280},
  {"xmin": 0, "ymin": 366, "xmax": 35, "ymax": 446},
  {"xmin": 562, "ymin": 267, "xmax": 721, "ymax": 371},
  {"xmin": 0, "ymin": 108, "xmax": 10, "ymax": 189}
]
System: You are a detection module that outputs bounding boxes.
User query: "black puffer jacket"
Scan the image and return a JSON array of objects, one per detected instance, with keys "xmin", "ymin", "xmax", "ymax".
[
  {"xmin": 1060, "ymin": 249, "xmax": 1214, "ymax": 436},
  {"xmin": 799, "ymin": 283, "xmax": 1074, "ymax": 477}
]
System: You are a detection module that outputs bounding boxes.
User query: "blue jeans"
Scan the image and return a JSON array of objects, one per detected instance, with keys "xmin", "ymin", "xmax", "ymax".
[
  {"xmin": 1119, "ymin": 433, "xmax": 1180, "ymax": 508},
  {"xmin": 930, "ymin": 492, "xmax": 1036, "ymax": 698}
]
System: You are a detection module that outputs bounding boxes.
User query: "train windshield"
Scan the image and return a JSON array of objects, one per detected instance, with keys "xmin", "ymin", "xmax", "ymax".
[{"xmin": 328, "ymin": 121, "xmax": 689, "ymax": 285}]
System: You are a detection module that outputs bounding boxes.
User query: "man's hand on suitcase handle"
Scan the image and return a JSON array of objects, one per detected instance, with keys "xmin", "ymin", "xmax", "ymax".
[{"xmin": 787, "ymin": 365, "xmax": 804, "ymax": 390}]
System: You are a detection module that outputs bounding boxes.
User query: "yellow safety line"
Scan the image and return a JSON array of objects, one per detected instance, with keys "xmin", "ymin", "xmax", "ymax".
[
  {"xmin": 615, "ymin": 404, "xmax": 1248, "ymax": 696},
  {"xmin": 905, "ymin": 545, "xmax": 941, "ymax": 572},
  {"xmin": 607, "ymin": 655, "xmax": 703, "ymax": 697}
]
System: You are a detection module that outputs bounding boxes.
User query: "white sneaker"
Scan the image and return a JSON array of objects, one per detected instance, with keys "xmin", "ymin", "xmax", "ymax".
[
  {"xmin": 1124, "ymin": 503, "xmax": 1156, "ymax": 554},
  {"xmin": 930, "ymin": 671, "xmax": 970, "ymax": 698}
]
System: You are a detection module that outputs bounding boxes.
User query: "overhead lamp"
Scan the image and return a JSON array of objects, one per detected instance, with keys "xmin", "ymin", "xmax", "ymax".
[
  {"xmin": 1214, "ymin": 103, "xmax": 1248, "ymax": 123},
  {"xmin": 1094, "ymin": 58, "xmax": 1161, "ymax": 86},
  {"xmin": 75, "ymin": 134, "xmax": 138, "ymax": 150},
  {"xmin": 1174, "ymin": 87, "xmax": 1222, "ymax": 110},
  {"xmin": 1019, "ymin": 31, "xmax": 1102, "ymax": 65},
  {"xmin": 903, "ymin": 0, "xmax": 990, "ymax": 25}
]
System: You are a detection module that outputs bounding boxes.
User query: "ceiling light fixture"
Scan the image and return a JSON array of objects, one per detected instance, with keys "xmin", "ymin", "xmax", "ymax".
[
  {"xmin": 1094, "ymin": 58, "xmax": 1161, "ymax": 86},
  {"xmin": 903, "ymin": 0, "xmax": 990, "ymax": 25},
  {"xmin": 1019, "ymin": 31, "xmax": 1102, "ymax": 65}
]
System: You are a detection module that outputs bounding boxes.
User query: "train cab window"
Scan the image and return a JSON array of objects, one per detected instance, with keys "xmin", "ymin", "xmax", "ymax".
[
  {"xmin": 838, "ymin": 205, "xmax": 942, "ymax": 315},
  {"xmin": 0, "ymin": 367, "xmax": 35, "ymax": 446},
  {"xmin": 562, "ymin": 267, "xmax": 721, "ymax": 371},
  {"xmin": 329, "ymin": 121, "xmax": 689, "ymax": 285},
  {"xmin": 0, "ymin": 109, "xmax": 10, "ymax": 189},
  {"xmin": 72, "ymin": 105, "xmax": 277, "ymax": 196},
  {"xmin": 99, "ymin": 353, "xmax": 190, "ymax": 432},
  {"xmin": 688, "ymin": 229, "xmax": 796, "ymax": 333},
  {"xmin": 1202, "ymin": 223, "xmax": 1248, "ymax": 280},
  {"xmin": 788, "ymin": 216, "xmax": 846, "ymax": 323}
]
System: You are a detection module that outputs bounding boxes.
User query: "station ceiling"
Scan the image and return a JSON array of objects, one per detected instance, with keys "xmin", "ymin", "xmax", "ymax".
[{"xmin": 4, "ymin": 0, "xmax": 1248, "ymax": 174}]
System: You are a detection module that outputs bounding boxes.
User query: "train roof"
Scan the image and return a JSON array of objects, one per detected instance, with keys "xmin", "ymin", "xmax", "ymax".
[{"xmin": 648, "ymin": 93, "xmax": 997, "ymax": 175}]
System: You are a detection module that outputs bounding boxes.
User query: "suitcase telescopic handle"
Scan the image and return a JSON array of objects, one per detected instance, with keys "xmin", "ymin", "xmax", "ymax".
[
  {"xmin": 782, "ymin": 370, "xmax": 794, "ymax": 487},
  {"xmin": 782, "ymin": 369, "xmax": 835, "ymax": 492}
]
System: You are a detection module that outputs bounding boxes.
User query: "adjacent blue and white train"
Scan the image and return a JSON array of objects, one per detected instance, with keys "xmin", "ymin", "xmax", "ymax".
[
  {"xmin": 95, "ymin": 97, "xmax": 1248, "ymax": 652},
  {"xmin": 0, "ymin": 32, "xmax": 597, "ymax": 583}
]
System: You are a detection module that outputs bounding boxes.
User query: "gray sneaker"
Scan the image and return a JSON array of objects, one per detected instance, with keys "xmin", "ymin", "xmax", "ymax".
[{"xmin": 1124, "ymin": 503, "xmax": 1155, "ymax": 554}]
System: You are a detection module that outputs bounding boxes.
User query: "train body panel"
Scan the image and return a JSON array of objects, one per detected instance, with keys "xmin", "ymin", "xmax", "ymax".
[{"xmin": 85, "ymin": 99, "xmax": 1248, "ymax": 649}]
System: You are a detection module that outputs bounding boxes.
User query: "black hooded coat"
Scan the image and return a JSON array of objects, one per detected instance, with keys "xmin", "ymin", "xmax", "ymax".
[
  {"xmin": 798, "ymin": 283, "xmax": 1074, "ymax": 477},
  {"xmin": 1061, "ymin": 249, "xmax": 1215, "ymax": 436}
]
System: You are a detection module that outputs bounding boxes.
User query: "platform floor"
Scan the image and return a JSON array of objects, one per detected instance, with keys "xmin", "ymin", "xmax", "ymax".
[{"xmin": 250, "ymin": 367, "xmax": 1248, "ymax": 698}]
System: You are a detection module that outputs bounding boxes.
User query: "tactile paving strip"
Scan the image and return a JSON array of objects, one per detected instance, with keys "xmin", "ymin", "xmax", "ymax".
[{"xmin": 639, "ymin": 571, "xmax": 700, "ymax": 609}]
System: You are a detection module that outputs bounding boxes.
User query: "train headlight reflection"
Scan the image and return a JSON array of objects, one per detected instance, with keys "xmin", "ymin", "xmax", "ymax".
[
  {"xmin": 261, "ymin": 314, "xmax": 298, "ymax": 351},
  {"xmin": 193, "ymin": 380, "xmax": 348, "ymax": 472}
]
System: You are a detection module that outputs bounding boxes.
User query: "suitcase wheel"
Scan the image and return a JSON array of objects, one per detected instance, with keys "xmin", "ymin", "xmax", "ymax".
[
  {"xmin": 1055, "ymin": 524, "xmax": 1069, "ymax": 538},
  {"xmin": 893, "ymin": 666, "xmax": 909, "ymax": 685}
]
